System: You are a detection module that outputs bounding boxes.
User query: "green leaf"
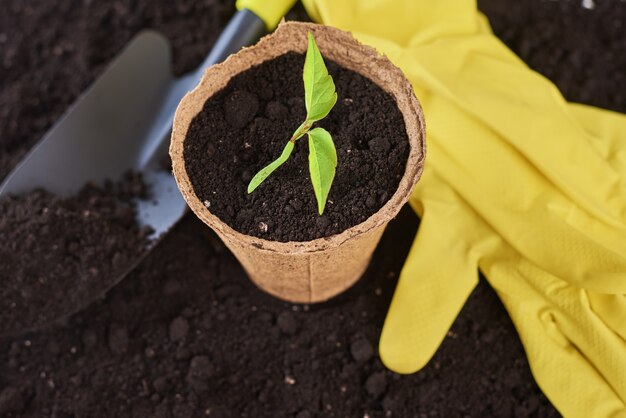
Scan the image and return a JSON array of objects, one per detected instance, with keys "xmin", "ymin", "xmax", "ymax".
[
  {"xmin": 247, "ymin": 141, "xmax": 295, "ymax": 193},
  {"xmin": 307, "ymin": 127, "xmax": 337, "ymax": 214},
  {"xmin": 303, "ymin": 32, "xmax": 337, "ymax": 122}
]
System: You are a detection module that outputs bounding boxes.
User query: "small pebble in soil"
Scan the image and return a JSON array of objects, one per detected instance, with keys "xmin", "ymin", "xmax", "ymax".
[
  {"xmin": 169, "ymin": 316, "xmax": 190, "ymax": 342},
  {"xmin": 365, "ymin": 372, "xmax": 387, "ymax": 398},
  {"xmin": 186, "ymin": 355, "xmax": 215, "ymax": 393},
  {"xmin": 368, "ymin": 137, "xmax": 391, "ymax": 155},
  {"xmin": 265, "ymin": 100, "xmax": 289, "ymax": 120},
  {"xmin": 365, "ymin": 195, "xmax": 377, "ymax": 209},
  {"xmin": 350, "ymin": 338, "xmax": 375, "ymax": 364},
  {"xmin": 289, "ymin": 198, "xmax": 303, "ymax": 211},
  {"xmin": 582, "ymin": 0, "xmax": 595, "ymax": 10},
  {"xmin": 315, "ymin": 215, "xmax": 330, "ymax": 230},
  {"xmin": 277, "ymin": 311, "xmax": 298, "ymax": 335},
  {"xmin": 382, "ymin": 394, "xmax": 396, "ymax": 411},
  {"xmin": 223, "ymin": 89, "xmax": 259, "ymax": 129}
]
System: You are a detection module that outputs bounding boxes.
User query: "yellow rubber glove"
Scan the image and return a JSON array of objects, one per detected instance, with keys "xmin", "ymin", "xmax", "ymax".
[{"xmin": 302, "ymin": 1, "xmax": 626, "ymax": 416}]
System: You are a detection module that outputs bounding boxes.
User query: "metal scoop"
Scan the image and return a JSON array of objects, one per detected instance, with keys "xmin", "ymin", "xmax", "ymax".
[{"xmin": 0, "ymin": 1, "xmax": 295, "ymax": 335}]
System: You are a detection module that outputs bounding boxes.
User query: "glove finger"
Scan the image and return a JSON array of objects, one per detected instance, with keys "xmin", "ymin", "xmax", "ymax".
[
  {"xmin": 380, "ymin": 168, "xmax": 482, "ymax": 374},
  {"xmin": 588, "ymin": 292, "xmax": 626, "ymax": 342},
  {"xmin": 485, "ymin": 255, "xmax": 626, "ymax": 417},
  {"xmin": 512, "ymin": 300, "xmax": 625, "ymax": 418},
  {"xmin": 516, "ymin": 260, "xmax": 626, "ymax": 403}
]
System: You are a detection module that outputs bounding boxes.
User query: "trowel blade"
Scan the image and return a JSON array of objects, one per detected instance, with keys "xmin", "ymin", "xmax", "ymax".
[
  {"xmin": 0, "ymin": 30, "xmax": 191, "ymax": 233},
  {"xmin": 0, "ymin": 31, "xmax": 190, "ymax": 336}
]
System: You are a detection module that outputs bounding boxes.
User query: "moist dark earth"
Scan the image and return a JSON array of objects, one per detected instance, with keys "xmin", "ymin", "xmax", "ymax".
[
  {"xmin": 0, "ymin": 0, "xmax": 624, "ymax": 416},
  {"xmin": 0, "ymin": 173, "xmax": 152, "ymax": 336},
  {"xmin": 185, "ymin": 52, "xmax": 408, "ymax": 242}
]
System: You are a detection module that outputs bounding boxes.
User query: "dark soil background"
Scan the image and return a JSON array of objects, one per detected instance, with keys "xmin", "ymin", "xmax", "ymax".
[
  {"xmin": 0, "ymin": 0, "xmax": 624, "ymax": 416},
  {"xmin": 185, "ymin": 52, "xmax": 408, "ymax": 242},
  {"xmin": 479, "ymin": 0, "xmax": 625, "ymax": 114}
]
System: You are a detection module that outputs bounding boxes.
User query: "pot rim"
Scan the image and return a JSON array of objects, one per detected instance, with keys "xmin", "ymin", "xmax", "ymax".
[{"xmin": 170, "ymin": 21, "xmax": 425, "ymax": 255}]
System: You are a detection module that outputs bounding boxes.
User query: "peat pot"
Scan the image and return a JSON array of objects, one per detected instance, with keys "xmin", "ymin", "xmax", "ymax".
[{"xmin": 170, "ymin": 21, "xmax": 425, "ymax": 303}]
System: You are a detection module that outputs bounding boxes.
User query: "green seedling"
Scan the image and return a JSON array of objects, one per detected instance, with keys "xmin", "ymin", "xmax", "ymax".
[{"xmin": 247, "ymin": 32, "xmax": 338, "ymax": 215}]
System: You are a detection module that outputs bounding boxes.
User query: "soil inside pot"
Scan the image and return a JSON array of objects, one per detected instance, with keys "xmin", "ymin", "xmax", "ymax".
[
  {"xmin": 0, "ymin": 172, "xmax": 153, "ymax": 335},
  {"xmin": 184, "ymin": 52, "xmax": 410, "ymax": 242}
]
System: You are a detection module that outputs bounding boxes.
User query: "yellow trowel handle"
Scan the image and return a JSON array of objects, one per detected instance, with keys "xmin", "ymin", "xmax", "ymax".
[{"xmin": 237, "ymin": 0, "xmax": 297, "ymax": 30}]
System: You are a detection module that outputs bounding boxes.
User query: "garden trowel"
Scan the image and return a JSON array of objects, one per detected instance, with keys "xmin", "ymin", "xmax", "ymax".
[{"xmin": 0, "ymin": 0, "xmax": 296, "ymax": 335}]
